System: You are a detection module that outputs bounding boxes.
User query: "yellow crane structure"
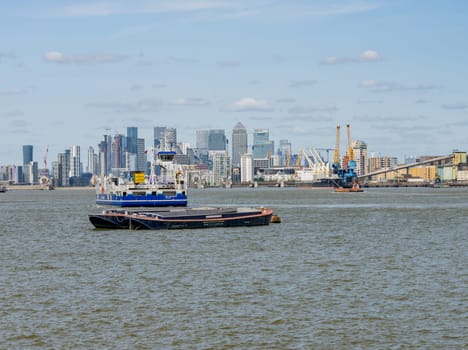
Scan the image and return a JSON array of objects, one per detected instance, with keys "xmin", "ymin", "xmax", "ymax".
[
  {"xmin": 295, "ymin": 149, "xmax": 303, "ymax": 167},
  {"xmin": 333, "ymin": 125, "xmax": 341, "ymax": 167},
  {"xmin": 346, "ymin": 124, "xmax": 354, "ymax": 161}
]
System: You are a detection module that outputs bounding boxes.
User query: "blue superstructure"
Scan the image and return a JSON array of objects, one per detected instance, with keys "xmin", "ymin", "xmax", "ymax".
[
  {"xmin": 96, "ymin": 191, "xmax": 187, "ymax": 207},
  {"xmin": 94, "ymin": 150, "xmax": 188, "ymax": 207}
]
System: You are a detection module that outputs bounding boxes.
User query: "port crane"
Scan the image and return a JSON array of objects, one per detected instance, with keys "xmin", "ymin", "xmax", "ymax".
[{"xmin": 331, "ymin": 124, "xmax": 358, "ymax": 187}]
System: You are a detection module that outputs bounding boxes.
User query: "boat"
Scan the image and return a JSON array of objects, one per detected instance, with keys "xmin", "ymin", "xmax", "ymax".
[
  {"xmin": 335, "ymin": 183, "xmax": 363, "ymax": 193},
  {"xmin": 94, "ymin": 151, "xmax": 187, "ymax": 207},
  {"xmin": 0, "ymin": 185, "xmax": 7, "ymax": 193},
  {"xmin": 89, "ymin": 207, "xmax": 274, "ymax": 230}
]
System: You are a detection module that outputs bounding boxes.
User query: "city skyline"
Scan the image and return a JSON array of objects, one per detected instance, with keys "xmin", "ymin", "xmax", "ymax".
[
  {"xmin": 0, "ymin": 121, "xmax": 463, "ymax": 169},
  {"xmin": 2, "ymin": 1, "xmax": 468, "ymax": 165}
]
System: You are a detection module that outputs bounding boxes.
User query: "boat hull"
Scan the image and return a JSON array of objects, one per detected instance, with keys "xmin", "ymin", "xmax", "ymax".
[{"xmin": 89, "ymin": 207, "xmax": 273, "ymax": 230}]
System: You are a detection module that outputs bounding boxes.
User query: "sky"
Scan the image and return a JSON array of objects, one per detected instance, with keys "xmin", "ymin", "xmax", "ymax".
[{"xmin": 1, "ymin": 0, "xmax": 468, "ymax": 166}]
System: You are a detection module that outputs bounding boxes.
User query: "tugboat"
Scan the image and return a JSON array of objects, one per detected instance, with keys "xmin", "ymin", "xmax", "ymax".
[{"xmin": 94, "ymin": 150, "xmax": 187, "ymax": 207}]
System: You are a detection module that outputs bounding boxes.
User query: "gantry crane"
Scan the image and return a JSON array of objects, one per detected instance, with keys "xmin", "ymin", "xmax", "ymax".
[
  {"xmin": 332, "ymin": 125, "xmax": 341, "ymax": 173},
  {"xmin": 332, "ymin": 123, "xmax": 358, "ymax": 188}
]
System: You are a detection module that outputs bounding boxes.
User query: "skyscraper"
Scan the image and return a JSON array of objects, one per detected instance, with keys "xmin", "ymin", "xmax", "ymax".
[
  {"xmin": 154, "ymin": 126, "xmax": 166, "ymax": 150},
  {"xmin": 23, "ymin": 145, "xmax": 33, "ymax": 165},
  {"xmin": 137, "ymin": 138, "xmax": 146, "ymax": 172},
  {"xmin": 126, "ymin": 127, "xmax": 138, "ymax": 154},
  {"xmin": 211, "ymin": 150, "xmax": 231, "ymax": 186},
  {"xmin": 70, "ymin": 145, "xmax": 81, "ymax": 178},
  {"xmin": 231, "ymin": 122, "xmax": 248, "ymax": 168},
  {"xmin": 196, "ymin": 130, "xmax": 210, "ymax": 152},
  {"xmin": 57, "ymin": 150, "xmax": 71, "ymax": 187},
  {"xmin": 87, "ymin": 146, "xmax": 98, "ymax": 175},
  {"xmin": 279, "ymin": 139, "xmax": 292, "ymax": 166},
  {"xmin": 351, "ymin": 140, "xmax": 368, "ymax": 176},
  {"xmin": 98, "ymin": 135, "xmax": 112, "ymax": 176},
  {"xmin": 208, "ymin": 129, "xmax": 226, "ymax": 151},
  {"xmin": 252, "ymin": 129, "xmax": 274, "ymax": 159},
  {"xmin": 164, "ymin": 128, "xmax": 177, "ymax": 151},
  {"xmin": 241, "ymin": 153, "xmax": 253, "ymax": 183},
  {"xmin": 112, "ymin": 134, "xmax": 125, "ymax": 169}
]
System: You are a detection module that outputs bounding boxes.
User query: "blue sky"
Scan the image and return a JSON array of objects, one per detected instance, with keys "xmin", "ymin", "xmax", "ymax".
[{"xmin": 1, "ymin": 0, "xmax": 468, "ymax": 166}]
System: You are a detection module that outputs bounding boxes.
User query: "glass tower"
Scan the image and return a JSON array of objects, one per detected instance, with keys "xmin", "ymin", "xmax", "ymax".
[
  {"xmin": 231, "ymin": 122, "xmax": 248, "ymax": 168},
  {"xmin": 23, "ymin": 145, "xmax": 33, "ymax": 165}
]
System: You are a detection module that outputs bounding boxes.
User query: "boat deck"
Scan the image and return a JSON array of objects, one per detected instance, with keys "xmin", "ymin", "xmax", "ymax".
[{"xmin": 89, "ymin": 207, "xmax": 273, "ymax": 230}]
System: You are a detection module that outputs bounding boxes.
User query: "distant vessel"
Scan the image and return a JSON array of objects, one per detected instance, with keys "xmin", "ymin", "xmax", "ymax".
[
  {"xmin": 0, "ymin": 185, "xmax": 7, "ymax": 193},
  {"xmin": 89, "ymin": 207, "xmax": 273, "ymax": 230},
  {"xmin": 335, "ymin": 183, "xmax": 363, "ymax": 193},
  {"xmin": 95, "ymin": 151, "xmax": 187, "ymax": 207}
]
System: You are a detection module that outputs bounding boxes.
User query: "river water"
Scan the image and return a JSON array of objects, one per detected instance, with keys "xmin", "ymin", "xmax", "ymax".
[{"xmin": 0, "ymin": 187, "xmax": 466, "ymax": 349}]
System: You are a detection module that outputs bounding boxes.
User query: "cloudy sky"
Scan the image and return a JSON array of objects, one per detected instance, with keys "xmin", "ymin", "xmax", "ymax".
[{"xmin": 1, "ymin": 0, "xmax": 468, "ymax": 165}]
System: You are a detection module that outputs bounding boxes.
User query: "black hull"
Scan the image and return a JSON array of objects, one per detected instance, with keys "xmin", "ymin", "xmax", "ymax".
[
  {"xmin": 129, "ymin": 215, "xmax": 272, "ymax": 230},
  {"xmin": 88, "ymin": 214, "xmax": 131, "ymax": 229},
  {"xmin": 89, "ymin": 207, "xmax": 273, "ymax": 230}
]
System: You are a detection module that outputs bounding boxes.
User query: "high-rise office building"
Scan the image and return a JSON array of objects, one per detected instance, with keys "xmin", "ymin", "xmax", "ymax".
[
  {"xmin": 57, "ymin": 150, "xmax": 71, "ymax": 186},
  {"xmin": 231, "ymin": 122, "xmax": 248, "ymax": 168},
  {"xmin": 164, "ymin": 128, "xmax": 177, "ymax": 151},
  {"xmin": 23, "ymin": 161, "xmax": 38, "ymax": 184},
  {"xmin": 154, "ymin": 126, "xmax": 177, "ymax": 151},
  {"xmin": 278, "ymin": 139, "xmax": 292, "ymax": 166},
  {"xmin": 196, "ymin": 130, "xmax": 210, "ymax": 152},
  {"xmin": 241, "ymin": 153, "xmax": 254, "ymax": 183},
  {"xmin": 252, "ymin": 129, "xmax": 274, "ymax": 159},
  {"xmin": 154, "ymin": 127, "xmax": 166, "ymax": 150},
  {"xmin": 137, "ymin": 138, "xmax": 146, "ymax": 172},
  {"xmin": 23, "ymin": 145, "xmax": 33, "ymax": 165},
  {"xmin": 351, "ymin": 140, "xmax": 368, "ymax": 176},
  {"xmin": 98, "ymin": 135, "xmax": 112, "ymax": 176},
  {"xmin": 126, "ymin": 127, "xmax": 138, "ymax": 154},
  {"xmin": 70, "ymin": 145, "xmax": 81, "ymax": 178},
  {"xmin": 211, "ymin": 151, "xmax": 231, "ymax": 186},
  {"xmin": 87, "ymin": 146, "xmax": 98, "ymax": 175},
  {"xmin": 112, "ymin": 134, "xmax": 125, "ymax": 169},
  {"xmin": 208, "ymin": 129, "xmax": 226, "ymax": 151}
]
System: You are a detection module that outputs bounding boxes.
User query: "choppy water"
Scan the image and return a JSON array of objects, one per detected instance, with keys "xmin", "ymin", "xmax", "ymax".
[{"xmin": 0, "ymin": 187, "xmax": 466, "ymax": 349}]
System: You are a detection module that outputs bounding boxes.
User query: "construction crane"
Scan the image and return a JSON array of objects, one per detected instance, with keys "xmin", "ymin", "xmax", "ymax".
[
  {"xmin": 332, "ymin": 125, "xmax": 341, "ymax": 173},
  {"xmin": 316, "ymin": 148, "xmax": 334, "ymax": 163},
  {"xmin": 331, "ymin": 124, "xmax": 358, "ymax": 188},
  {"xmin": 346, "ymin": 124, "xmax": 354, "ymax": 161},
  {"xmin": 346, "ymin": 124, "xmax": 356, "ymax": 171},
  {"xmin": 295, "ymin": 149, "xmax": 303, "ymax": 167}
]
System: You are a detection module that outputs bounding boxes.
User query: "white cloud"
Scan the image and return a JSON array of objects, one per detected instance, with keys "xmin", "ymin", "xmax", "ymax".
[
  {"xmin": 227, "ymin": 97, "xmax": 273, "ymax": 112},
  {"xmin": 321, "ymin": 56, "xmax": 352, "ymax": 65},
  {"xmin": 321, "ymin": 50, "xmax": 382, "ymax": 65},
  {"xmin": 44, "ymin": 51, "xmax": 126, "ymax": 64},
  {"xmin": 171, "ymin": 97, "xmax": 210, "ymax": 106},
  {"xmin": 359, "ymin": 50, "xmax": 381, "ymax": 62}
]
